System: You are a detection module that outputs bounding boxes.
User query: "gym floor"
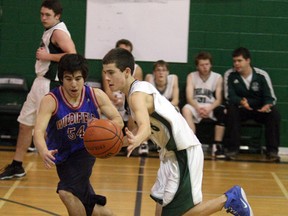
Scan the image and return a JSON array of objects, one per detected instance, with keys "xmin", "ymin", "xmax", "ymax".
[{"xmin": 0, "ymin": 148, "xmax": 287, "ymax": 216}]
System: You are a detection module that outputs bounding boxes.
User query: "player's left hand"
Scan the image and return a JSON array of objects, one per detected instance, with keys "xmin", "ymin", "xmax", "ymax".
[
  {"xmin": 40, "ymin": 149, "xmax": 58, "ymax": 169},
  {"xmin": 125, "ymin": 127, "xmax": 140, "ymax": 157}
]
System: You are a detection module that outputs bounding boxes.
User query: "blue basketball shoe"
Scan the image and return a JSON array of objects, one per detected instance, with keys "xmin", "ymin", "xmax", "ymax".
[{"xmin": 224, "ymin": 185, "xmax": 254, "ymax": 216}]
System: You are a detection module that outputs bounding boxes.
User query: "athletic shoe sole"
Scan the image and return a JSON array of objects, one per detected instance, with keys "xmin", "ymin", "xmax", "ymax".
[
  {"xmin": 0, "ymin": 173, "xmax": 26, "ymax": 180},
  {"xmin": 240, "ymin": 187, "xmax": 254, "ymax": 216}
]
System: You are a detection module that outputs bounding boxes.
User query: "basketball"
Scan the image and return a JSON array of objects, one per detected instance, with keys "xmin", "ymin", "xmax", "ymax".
[{"xmin": 84, "ymin": 119, "xmax": 123, "ymax": 159}]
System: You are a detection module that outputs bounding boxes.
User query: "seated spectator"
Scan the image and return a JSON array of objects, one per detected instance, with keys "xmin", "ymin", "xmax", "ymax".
[
  {"xmin": 182, "ymin": 52, "xmax": 225, "ymax": 158},
  {"xmin": 224, "ymin": 47, "xmax": 281, "ymax": 162},
  {"xmin": 145, "ymin": 60, "xmax": 179, "ymax": 107}
]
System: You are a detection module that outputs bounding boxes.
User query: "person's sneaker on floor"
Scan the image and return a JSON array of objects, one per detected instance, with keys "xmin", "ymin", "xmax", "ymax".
[
  {"xmin": 212, "ymin": 144, "xmax": 225, "ymax": 159},
  {"xmin": 225, "ymin": 151, "xmax": 238, "ymax": 161},
  {"xmin": 0, "ymin": 164, "xmax": 26, "ymax": 180},
  {"xmin": 27, "ymin": 143, "xmax": 37, "ymax": 152},
  {"xmin": 224, "ymin": 185, "xmax": 254, "ymax": 216},
  {"xmin": 138, "ymin": 142, "xmax": 149, "ymax": 156},
  {"xmin": 266, "ymin": 152, "xmax": 280, "ymax": 162}
]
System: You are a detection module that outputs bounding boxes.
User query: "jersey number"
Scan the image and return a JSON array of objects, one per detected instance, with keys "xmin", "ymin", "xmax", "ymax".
[
  {"xmin": 67, "ymin": 125, "xmax": 85, "ymax": 140},
  {"xmin": 197, "ymin": 97, "xmax": 206, "ymax": 103}
]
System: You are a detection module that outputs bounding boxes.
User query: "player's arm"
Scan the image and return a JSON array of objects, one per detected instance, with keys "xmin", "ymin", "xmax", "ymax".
[
  {"xmin": 145, "ymin": 74, "xmax": 153, "ymax": 83},
  {"xmin": 210, "ymin": 75, "xmax": 223, "ymax": 111},
  {"xmin": 185, "ymin": 73, "xmax": 199, "ymax": 110},
  {"xmin": 93, "ymin": 88, "xmax": 123, "ymax": 129},
  {"xmin": 33, "ymin": 95, "xmax": 58, "ymax": 168},
  {"xmin": 126, "ymin": 92, "xmax": 152, "ymax": 157},
  {"xmin": 36, "ymin": 29, "xmax": 76, "ymax": 62},
  {"xmin": 170, "ymin": 75, "xmax": 179, "ymax": 107}
]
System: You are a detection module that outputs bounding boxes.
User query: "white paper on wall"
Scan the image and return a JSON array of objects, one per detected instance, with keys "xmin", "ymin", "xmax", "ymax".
[{"xmin": 85, "ymin": 0, "xmax": 190, "ymax": 63}]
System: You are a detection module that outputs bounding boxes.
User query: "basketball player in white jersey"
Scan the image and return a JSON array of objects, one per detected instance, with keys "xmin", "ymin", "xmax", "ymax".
[
  {"xmin": 0, "ymin": 0, "xmax": 76, "ymax": 180},
  {"xmin": 144, "ymin": 60, "xmax": 179, "ymax": 154},
  {"xmin": 102, "ymin": 39, "xmax": 143, "ymax": 121},
  {"xmin": 102, "ymin": 48, "xmax": 253, "ymax": 216},
  {"xmin": 182, "ymin": 52, "xmax": 226, "ymax": 158},
  {"xmin": 102, "ymin": 39, "xmax": 144, "ymax": 155}
]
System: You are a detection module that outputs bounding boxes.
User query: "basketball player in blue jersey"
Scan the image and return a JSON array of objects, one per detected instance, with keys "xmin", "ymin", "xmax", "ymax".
[
  {"xmin": 102, "ymin": 48, "xmax": 253, "ymax": 216},
  {"xmin": 0, "ymin": 0, "xmax": 76, "ymax": 180},
  {"xmin": 34, "ymin": 54, "xmax": 123, "ymax": 216}
]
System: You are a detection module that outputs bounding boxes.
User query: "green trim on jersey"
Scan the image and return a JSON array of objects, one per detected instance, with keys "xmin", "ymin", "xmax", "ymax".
[
  {"xmin": 162, "ymin": 150, "xmax": 194, "ymax": 216},
  {"xmin": 150, "ymin": 112, "xmax": 176, "ymax": 151},
  {"xmin": 150, "ymin": 112, "xmax": 194, "ymax": 215}
]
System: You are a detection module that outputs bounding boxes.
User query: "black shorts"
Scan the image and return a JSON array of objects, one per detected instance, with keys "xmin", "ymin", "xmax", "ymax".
[{"xmin": 56, "ymin": 149, "xmax": 106, "ymax": 216}]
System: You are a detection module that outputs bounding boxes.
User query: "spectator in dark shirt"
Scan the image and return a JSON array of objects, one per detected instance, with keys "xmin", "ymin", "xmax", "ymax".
[{"xmin": 224, "ymin": 47, "xmax": 281, "ymax": 162}]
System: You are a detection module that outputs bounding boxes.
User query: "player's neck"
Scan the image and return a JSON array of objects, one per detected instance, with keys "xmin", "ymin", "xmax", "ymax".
[
  {"xmin": 61, "ymin": 86, "xmax": 82, "ymax": 107},
  {"xmin": 199, "ymin": 71, "xmax": 211, "ymax": 82},
  {"xmin": 241, "ymin": 66, "xmax": 253, "ymax": 78},
  {"xmin": 124, "ymin": 77, "xmax": 136, "ymax": 97},
  {"xmin": 155, "ymin": 79, "xmax": 167, "ymax": 91}
]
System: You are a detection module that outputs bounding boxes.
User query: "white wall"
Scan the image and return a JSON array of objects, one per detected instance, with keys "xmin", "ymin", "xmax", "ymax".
[{"xmin": 85, "ymin": 0, "xmax": 190, "ymax": 63}]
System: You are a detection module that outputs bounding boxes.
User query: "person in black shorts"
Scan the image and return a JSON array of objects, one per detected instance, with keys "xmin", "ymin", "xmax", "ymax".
[{"xmin": 34, "ymin": 54, "xmax": 123, "ymax": 215}]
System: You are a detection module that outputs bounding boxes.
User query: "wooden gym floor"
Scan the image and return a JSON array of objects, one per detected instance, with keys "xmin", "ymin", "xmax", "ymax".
[{"xmin": 0, "ymin": 149, "xmax": 288, "ymax": 216}]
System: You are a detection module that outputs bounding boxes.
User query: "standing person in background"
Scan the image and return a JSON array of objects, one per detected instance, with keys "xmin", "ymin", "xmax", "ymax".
[
  {"xmin": 0, "ymin": 0, "xmax": 76, "ymax": 180},
  {"xmin": 102, "ymin": 48, "xmax": 253, "ymax": 216},
  {"xmin": 224, "ymin": 47, "xmax": 280, "ymax": 162},
  {"xmin": 182, "ymin": 52, "xmax": 226, "ymax": 158},
  {"xmin": 34, "ymin": 54, "xmax": 122, "ymax": 216}
]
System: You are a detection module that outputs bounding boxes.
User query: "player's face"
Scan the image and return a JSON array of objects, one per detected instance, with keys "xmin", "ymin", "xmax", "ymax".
[
  {"xmin": 103, "ymin": 63, "xmax": 126, "ymax": 92},
  {"xmin": 40, "ymin": 7, "xmax": 60, "ymax": 29},
  {"xmin": 153, "ymin": 65, "xmax": 169, "ymax": 83},
  {"xmin": 62, "ymin": 71, "xmax": 84, "ymax": 98},
  {"xmin": 197, "ymin": 59, "xmax": 212, "ymax": 76},
  {"xmin": 233, "ymin": 55, "xmax": 251, "ymax": 73}
]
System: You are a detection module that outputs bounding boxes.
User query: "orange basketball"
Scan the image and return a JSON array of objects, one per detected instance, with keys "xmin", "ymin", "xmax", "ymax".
[{"xmin": 84, "ymin": 119, "xmax": 123, "ymax": 159}]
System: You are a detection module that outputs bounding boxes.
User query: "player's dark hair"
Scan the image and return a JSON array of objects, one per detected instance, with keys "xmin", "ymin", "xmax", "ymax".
[
  {"xmin": 58, "ymin": 54, "xmax": 88, "ymax": 85},
  {"xmin": 195, "ymin": 51, "xmax": 213, "ymax": 66},
  {"xmin": 232, "ymin": 47, "xmax": 251, "ymax": 60},
  {"xmin": 102, "ymin": 48, "xmax": 135, "ymax": 74},
  {"xmin": 115, "ymin": 39, "xmax": 133, "ymax": 52},
  {"xmin": 153, "ymin": 60, "xmax": 169, "ymax": 71},
  {"xmin": 41, "ymin": 0, "xmax": 63, "ymax": 16}
]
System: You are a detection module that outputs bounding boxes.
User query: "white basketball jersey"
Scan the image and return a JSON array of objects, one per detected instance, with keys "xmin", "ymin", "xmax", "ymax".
[
  {"xmin": 35, "ymin": 22, "xmax": 71, "ymax": 77},
  {"xmin": 128, "ymin": 81, "xmax": 200, "ymax": 152},
  {"xmin": 190, "ymin": 71, "xmax": 221, "ymax": 104},
  {"xmin": 149, "ymin": 74, "xmax": 176, "ymax": 101}
]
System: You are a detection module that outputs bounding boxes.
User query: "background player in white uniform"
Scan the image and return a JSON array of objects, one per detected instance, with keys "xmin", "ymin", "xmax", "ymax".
[
  {"xmin": 182, "ymin": 52, "xmax": 226, "ymax": 158},
  {"xmin": 145, "ymin": 60, "xmax": 179, "ymax": 107},
  {"xmin": 102, "ymin": 48, "xmax": 253, "ymax": 216},
  {"xmin": 0, "ymin": 0, "xmax": 76, "ymax": 180}
]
